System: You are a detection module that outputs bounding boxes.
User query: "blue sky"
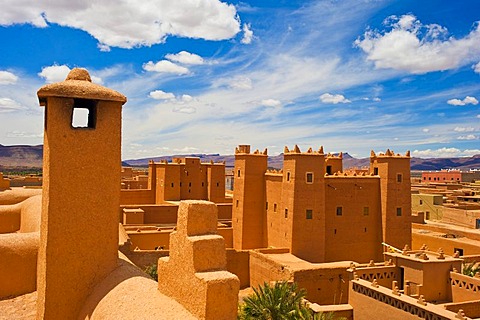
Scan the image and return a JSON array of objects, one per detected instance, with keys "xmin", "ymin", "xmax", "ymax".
[{"xmin": 1, "ymin": 0, "xmax": 480, "ymax": 159}]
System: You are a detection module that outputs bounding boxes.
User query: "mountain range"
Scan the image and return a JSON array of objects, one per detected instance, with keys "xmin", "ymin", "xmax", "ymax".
[{"xmin": 1, "ymin": 144, "xmax": 480, "ymax": 171}]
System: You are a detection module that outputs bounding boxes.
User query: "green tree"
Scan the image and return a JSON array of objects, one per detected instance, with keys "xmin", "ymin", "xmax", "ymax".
[
  {"xmin": 144, "ymin": 263, "xmax": 158, "ymax": 281},
  {"xmin": 462, "ymin": 261, "xmax": 480, "ymax": 277},
  {"xmin": 238, "ymin": 281, "xmax": 343, "ymax": 320}
]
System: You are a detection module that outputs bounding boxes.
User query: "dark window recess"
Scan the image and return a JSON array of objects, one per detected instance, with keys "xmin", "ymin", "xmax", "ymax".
[
  {"xmin": 306, "ymin": 173, "xmax": 313, "ymax": 183},
  {"xmin": 237, "ymin": 170, "xmax": 240, "ymax": 177},
  {"xmin": 266, "ymin": 202, "xmax": 268, "ymax": 210},
  {"xmin": 396, "ymin": 207, "xmax": 402, "ymax": 216},
  {"xmin": 274, "ymin": 204, "xmax": 277, "ymax": 212},
  {"xmin": 363, "ymin": 207, "xmax": 369, "ymax": 216},
  {"xmin": 336, "ymin": 207, "xmax": 343, "ymax": 216},
  {"xmin": 284, "ymin": 209, "xmax": 288, "ymax": 218},
  {"xmin": 326, "ymin": 165, "xmax": 332, "ymax": 175},
  {"xmin": 171, "ymin": 183, "xmax": 174, "ymax": 188},
  {"xmin": 216, "ymin": 182, "xmax": 219, "ymax": 187},
  {"xmin": 71, "ymin": 99, "xmax": 97, "ymax": 128},
  {"xmin": 397, "ymin": 174, "xmax": 402, "ymax": 183},
  {"xmin": 287, "ymin": 172, "xmax": 290, "ymax": 181},
  {"xmin": 373, "ymin": 167, "xmax": 379, "ymax": 175},
  {"xmin": 306, "ymin": 209, "xmax": 313, "ymax": 219}
]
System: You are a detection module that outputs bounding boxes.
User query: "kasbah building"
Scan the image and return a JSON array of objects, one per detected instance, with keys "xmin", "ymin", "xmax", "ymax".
[{"xmin": 1, "ymin": 69, "xmax": 480, "ymax": 319}]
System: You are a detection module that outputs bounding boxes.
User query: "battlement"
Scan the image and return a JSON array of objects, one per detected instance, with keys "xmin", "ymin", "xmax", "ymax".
[
  {"xmin": 152, "ymin": 157, "xmax": 225, "ymax": 166},
  {"xmin": 371, "ymin": 149, "xmax": 411, "ymax": 159},
  {"xmin": 325, "ymin": 171, "xmax": 378, "ymax": 177},
  {"xmin": 326, "ymin": 152, "xmax": 343, "ymax": 159},
  {"xmin": 284, "ymin": 145, "xmax": 324, "ymax": 155},
  {"xmin": 235, "ymin": 144, "xmax": 267, "ymax": 155}
]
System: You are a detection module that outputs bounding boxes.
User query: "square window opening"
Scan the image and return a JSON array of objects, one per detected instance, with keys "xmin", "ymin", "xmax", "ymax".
[
  {"xmin": 306, "ymin": 209, "xmax": 313, "ymax": 219},
  {"xmin": 326, "ymin": 165, "xmax": 332, "ymax": 175},
  {"xmin": 363, "ymin": 207, "xmax": 369, "ymax": 216},
  {"xmin": 306, "ymin": 172, "xmax": 313, "ymax": 183},
  {"xmin": 396, "ymin": 207, "xmax": 402, "ymax": 216},
  {"xmin": 397, "ymin": 174, "xmax": 403, "ymax": 183},
  {"xmin": 373, "ymin": 167, "xmax": 379, "ymax": 175},
  {"xmin": 336, "ymin": 207, "xmax": 343, "ymax": 216},
  {"xmin": 71, "ymin": 99, "xmax": 97, "ymax": 129}
]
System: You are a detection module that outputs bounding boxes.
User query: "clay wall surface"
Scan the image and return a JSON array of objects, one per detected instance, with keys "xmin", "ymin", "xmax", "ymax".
[
  {"xmin": 0, "ymin": 173, "xmax": 10, "ymax": 190},
  {"xmin": 353, "ymin": 265, "xmax": 399, "ymax": 289},
  {"xmin": 462, "ymin": 171, "xmax": 480, "ymax": 183},
  {"xmin": 450, "ymin": 271, "xmax": 480, "ymax": 302},
  {"xmin": 283, "ymin": 152, "xmax": 326, "ymax": 262},
  {"xmin": 0, "ymin": 203, "xmax": 20, "ymax": 233},
  {"xmin": 444, "ymin": 300, "xmax": 480, "ymax": 319},
  {"xmin": 422, "ymin": 171, "xmax": 461, "ymax": 183},
  {"xmin": 123, "ymin": 249, "xmax": 169, "ymax": 270},
  {"xmin": 226, "ymin": 249, "xmax": 250, "ymax": 288},
  {"xmin": 325, "ymin": 156, "xmax": 342, "ymax": 174},
  {"xmin": 120, "ymin": 189, "xmax": 154, "ymax": 205},
  {"xmin": 441, "ymin": 207, "xmax": 480, "ymax": 229},
  {"xmin": 217, "ymin": 203, "xmax": 233, "ymax": 220},
  {"xmin": 324, "ymin": 176, "xmax": 382, "ymax": 263},
  {"xmin": 412, "ymin": 230, "xmax": 480, "ymax": 256},
  {"xmin": 411, "ymin": 193, "xmax": 443, "ymax": 220},
  {"xmin": 371, "ymin": 155, "xmax": 412, "ymax": 250},
  {"xmin": 265, "ymin": 173, "xmax": 288, "ymax": 248},
  {"xmin": 293, "ymin": 264, "xmax": 351, "ymax": 305},
  {"xmin": 349, "ymin": 279, "xmax": 457, "ymax": 320},
  {"xmin": 207, "ymin": 164, "xmax": 226, "ymax": 202},
  {"xmin": 232, "ymin": 151, "xmax": 267, "ymax": 249},
  {"xmin": 0, "ymin": 188, "xmax": 42, "ymax": 205},
  {"xmin": 248, "ymin": 250, "xmax": 291, "ymax": 288}
]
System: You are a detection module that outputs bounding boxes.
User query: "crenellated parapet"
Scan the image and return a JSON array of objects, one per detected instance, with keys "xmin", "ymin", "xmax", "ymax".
[
  {"xmin": 370, "ymin": 149, "xmax": 411, "ymax": 159},
  {"xmin": 326, "ymin": 152, "xmax": 343, "ymax": 159},
  {"xmin": 284, "ymin": 145, "xmax": 324, "ymax": 155},
  {"xmin": 235, "ymin": 144, "xmax": 267, "ymax": 155}
]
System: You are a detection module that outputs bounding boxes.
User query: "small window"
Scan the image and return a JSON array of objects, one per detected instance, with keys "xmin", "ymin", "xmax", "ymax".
[
  {"xmin": 423, "ymin": 177, "xmax": 426, "ymax": 180},
  {"xmin": 171, "ymin": 183, "xmax": 174, "ymax": 188},
  {"xmin": 363, "ymin": 207, "xmax": 369, "ymax": 216},
  {"xmin": 364, "ymin": 227, "xmax": 367, "ymax": 232},
  {"xmin": 334, "ymin": 229, "xmax": 337, "ymax": 234},
  {"xmin": 180, "ymin": 182, "xmax": 182, "ymax": 187},
  {"xmin": 189, "ymin": 182, "xmax": 192, "ymax": 187},
  {"xmin": 336, "ymin": 207, "xmax": 343, "ymax": 216},
  {"xmin": 237, "ymin": 170, "xmax": 240, "ymax": 177},
  {"xmin": 274, "ymin": 203, "xmax": 277, "ymax": 212},
  {"xmin": 71, "ymin": 99, "xmax": 96, "ymax": 129},
  {"xmin": 202, "ymin": 182, "xmax": 204, "ymax": 187},
  {"xmin": 287, "ymin": 172, "xmax": 290, "ymax": 181},
  {"xmin": 284, "ymin": 209, "xmax": 288, "ymax": 218},
  {"xmin": 306, "ymin": 172, "xmax": 313, "ymax": 183},
  {"xmin": 396, "ymin": 207, "xmax": 402, "ymax": 216},
  {"xmin": 419, "ymin": 200, "xmax": 423, "ymax": 205},
  {"xmin": 306, "ymin": 209, "xmax": 313, "ymax": 219},
  {"xmin": 216, "ymin": 182, "xmax": 219, "ymax": 187},
  {"xmin": 266, "ymin": 202, "xmax": 268, "ymax": 210},
  {"xmin": 326, "ymin": 165, "xmax": 332, "ymax": 175},
  {"xmin": 236, "ymin": 200, "xmax": 239, "ymax": 208},
  {"xmin": 397, "ymin": 174, "xmax": 402, "ymax": 183},
  {"xmin": 454, "ymin": 248, "xmax": 464, "ymax": 256},
  {"xmin": 373, "ymin": 167, "xmax": 379, "ymax": 175}
]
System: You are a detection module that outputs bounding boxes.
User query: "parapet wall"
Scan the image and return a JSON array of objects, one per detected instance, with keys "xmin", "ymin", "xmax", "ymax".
[{"xmin": 451, "ymin": 272, "xmax": 480, "ymax": 302}]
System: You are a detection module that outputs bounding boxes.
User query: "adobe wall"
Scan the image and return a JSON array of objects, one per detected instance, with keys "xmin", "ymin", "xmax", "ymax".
[
  {"xmin": 0, "ymin": 173, "xmax": 10, "ymax": 190},
  {"xmin": 324, "ymin": 176, "xmax": 383, "ymax": 263},
  {"xmin": 123, "ymin": 250, "xmax": 170, "ymax": 270},
  {"xmin": 249, "ymin": 249, "xmax": 292, "ymax": 288},
  {"xmin": 265, "ymin": 173, "xmax": 288, "ymax": 248},
  {"xmin": 0, "ymin": 203, "xmax": 21, "ymax": 233},
  {"xmin": 120, "ymin": 189, "xmax": 155, "ymax": 205},
  {"xmin": 412, "ymin": 230, "xmax": 480, "ymax": 256},
  {"xmin": 349, "ymin": 278, "xmax": 457, "ymax": 320},
  {"xmin": 441, "ymin": 207, "xmax": 480, "ymax": 229},
  {"xmin": 444, "ymin": 300, "xmax": 480, "ymax": 319},
  {"xmin": 352, "ymin": 265, "xmax": 400, "ymax": 289},
  {"xmin": 0, "ymin": 188, "xmax": 42, "ymax": 205},
  {"xmin": 120, "ymin": 204, "xmax": 178, "ymax": 224},
  {"xmin": 450, "ymin": 271, "xmax": 480, "ymax": 302},
  {"xmin": 226, "ymin": 249, "xmax": 250, "ymax": 289},
  {"xmin": 293, "ymin": 263, "xmax": 351, "ymax": 305}
]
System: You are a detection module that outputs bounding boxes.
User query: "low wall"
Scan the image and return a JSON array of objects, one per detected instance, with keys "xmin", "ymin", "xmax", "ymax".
[
  {"xmin": 451, "ymin": 271, "xmax": 480, "ymax": 302},
  {"xmin": 249, "ymin": 250, "xmax": 292, "ymax": 288},
  {"xmin": 349, "ymin": 278, "xmax": 459, "ymax": 320},
  {"xmin": 120, "ymin": 189, "xmax": 155, "ymax": 206},
  {"xmin": 412, "ymin": 231, "xmax": 480, "ymax": 256},
  {"xmin": 226, "ymin": 249, "xmax": 250, "ymax": 289},
  {"xmin": 124, "ymin": 250, "xmax": 169, "ymax": 270},
  {"xmin": 444, "ymin": 300, "xmax": 480, "ymax": 319},
  {"xmin": 351, "ymin": 265, "xmax": 399, "ymax": 289},
  {"xmin": 441, "ymin": 207, "xmax": 480, "ymax": 229}
]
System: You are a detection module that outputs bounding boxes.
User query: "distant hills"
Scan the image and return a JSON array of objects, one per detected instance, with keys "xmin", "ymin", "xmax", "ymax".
[{"xmin": 1, "ymin": 144, "xmax": 480, "ymax": 171}]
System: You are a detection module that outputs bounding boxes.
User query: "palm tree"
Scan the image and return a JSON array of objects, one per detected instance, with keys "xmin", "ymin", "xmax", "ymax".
[
  {"xmin": 238, "ymin": 281, "xmax": 344, "ymax": 320},
  {"xmin": 238, "ymin": 281, "xmax": 309, "ymax": 320},
  {"xmin": 462, "ymin": 261, "xmax": 480, "ymax": 277}
]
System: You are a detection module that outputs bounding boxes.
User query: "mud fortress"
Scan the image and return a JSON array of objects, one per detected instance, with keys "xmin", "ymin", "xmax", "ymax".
[{"xmin": 0, "ymin": 69, "xmax": 479, "ymax": 320}]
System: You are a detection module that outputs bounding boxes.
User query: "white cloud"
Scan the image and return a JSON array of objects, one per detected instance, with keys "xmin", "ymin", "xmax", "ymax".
[
  {"xmin": 319, "ymin": 93, "xmax": 351, "ymax": 104},
  {"xmin": 166, "ymin": 51, "xmax": 204, "ymax": 65},
  {"xmin": 173, "ymin": 106, "xmax": 196, "ymax": 114},
  {"xmin": 261, "ymin": 99, "xmax": 281, "ymax": 107},
  {"xmin": 143, "ymin": 60, "xmax": 189, "ymax": 75},
  {"xmin": 422, "ymin": 128, "xmax": 430, "ymax": 133},
  {"xmin": 6, "ymin": 131, "xmax": 43, "ymax": 138},
  {"xmin": 97, "ymin": 43, "xmax": 111, "ymax": 52},
  {"xmin": 447, "ymin": 96, "xmax": 479, "ymax": 106},
  {"xmin": 38, "ymin": 65, "xmax": 70, "ymax": 83},
  {"xmin": 229, "ymin": 77, "xmax": 253, "ymax": 90},
  {"xmin": 457, "ymin": 134, "xmax": 477, "ymax": 140},
  {"xmin": 38, "ymin": 65, "xmax": 103, "ymax": 84},
  {"xmin": 241, "ymin": 23, "xmax": 253, "ymax": 44},
  {"xmin": 0, "ymin": 98, "xmax": 25, "ymax": 113},
  {"xmin": 356, "ymin": 14, "xmax": 480, "ymax": 74},
  {"xmin": 474, "ymin": 62, "xmax": 480, "ymax": 74},
  {"xmin": 0, "ymin": 71, "xmax": 18, "ymax": 85},
  {"xmin": 477, "ymin": 115, "xmax": 480, "ymax": 119},
  {"xmin": 412, "ymin": 147, "xmax": 480, "ymax": 158},
  {"xmin": 0, "ymin": 1, "xmax": 240, "ymax": 49},
  {"xmin": 149, "ymin": 90, "xmax": 175, "ymax": 100},
  {"xmin": 372, "ymin": 97, "xmax": 381, "ymax": 102},
  {"xmin": 454, "ymin": 127, "xmax": 475, "ymax": 132}
]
